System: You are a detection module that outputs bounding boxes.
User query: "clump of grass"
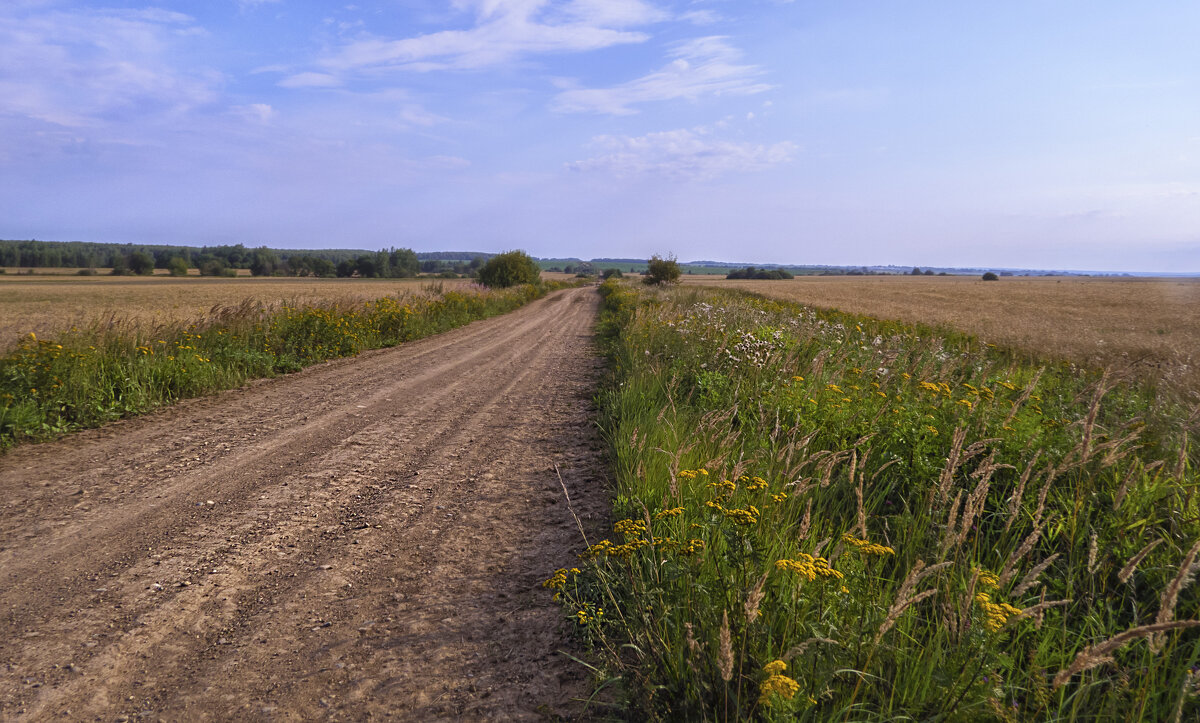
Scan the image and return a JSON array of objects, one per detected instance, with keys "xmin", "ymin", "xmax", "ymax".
[
  {"xmin": 553, "ymin": 279, "xmax": 1199, "ymax": 720},
  {"xmin": 0, "ymin": 282, "xmax": 570, "ymax": 448}
]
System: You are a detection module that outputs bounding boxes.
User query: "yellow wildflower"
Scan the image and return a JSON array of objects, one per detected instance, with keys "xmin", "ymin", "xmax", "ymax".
[
  {"xmin": 723, "ymin": 506, "xmax": 759, "ymax": 525},
  {"xmin": 654, "ymin": 506, "xmax": 685, "ymax": 520},
  {"xmin": 763, "ymin": 660, "xmax": 788, "ymax": 675},
  {"xmin": 743, "ymin": 476, "xmax": 768, "ymax": 491},
  {"xmin": 842, "ymin": 534, "xmax": 895, "ymax": 556},
  {"xmin": 976, "ymin": 569, "xmax": 1000, "ymax": 589},
  {"xmin": 975, "ymin": 592, "xmax": 1022, "ymax": 632},
  {"xmin": 613, "ymin": 518, "xmax": 647, "ymax": 537},
  {"xmin": 759, "ymin": 671, "xmax": 800, "ymax": 706},
  {"xmin": 542, "ymin": 568, "xmax": 577, "ymax": 591},
  {"xmin": 775, "ymin": 554, "xmax": 843, "ymax": 582}
]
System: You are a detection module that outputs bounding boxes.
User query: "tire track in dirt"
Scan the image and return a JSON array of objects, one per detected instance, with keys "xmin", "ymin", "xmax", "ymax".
[{"xmin": 0, "ymin": 287, "xmax": 609, "ymax": 721}]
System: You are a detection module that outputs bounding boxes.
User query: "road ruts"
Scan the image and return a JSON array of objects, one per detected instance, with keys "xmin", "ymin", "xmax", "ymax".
[{"xmin": 0, "ymin": 286, "xmax": 609, "ymax": 721}]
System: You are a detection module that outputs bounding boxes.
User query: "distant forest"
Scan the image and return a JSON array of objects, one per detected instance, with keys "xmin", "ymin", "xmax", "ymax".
[{"xmin": 0, "ymin": 240, "xmax": 492, "ymax": 278}]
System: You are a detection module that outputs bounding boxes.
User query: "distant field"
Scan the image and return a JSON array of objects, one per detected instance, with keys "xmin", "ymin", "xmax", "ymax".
[
  {"xmin": 0, "ymin": 275, "xmax": 475, "ymax": 348},
  {"xmin": 691, "ymin": 275, "xmax": 1200, "ymax": 393}
]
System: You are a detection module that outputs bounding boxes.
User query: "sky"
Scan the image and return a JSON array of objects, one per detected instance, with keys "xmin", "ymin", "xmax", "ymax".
[{"xmin": 1, "ymin": 1, "xmax": 1198, "ymax": 272}]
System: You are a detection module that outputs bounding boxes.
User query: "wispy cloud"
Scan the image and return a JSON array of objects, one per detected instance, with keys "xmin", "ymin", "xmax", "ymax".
[
  {"xmin": 0, "ymin": 7, "xmax": 218, "ymax": 130},
  {"xmin": 279, "ymin": 71, "xmax": 342, "ymax": 88},
  {"xmin": 552, "ymin": 36, "xmax": 771, "ymax": 114},
  {"xmin": 568, "ymin": 126, "xmax": 796, "ymax": 180},
  {"xmin": 316, "ymin": 0, "xmax": 664, "ymax": 74}
]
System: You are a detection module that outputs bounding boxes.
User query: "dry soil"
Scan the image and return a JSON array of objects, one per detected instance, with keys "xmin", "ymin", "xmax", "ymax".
[{"xmin": 0, "ymin": 287, "xmax": 608, "ymax": 721}]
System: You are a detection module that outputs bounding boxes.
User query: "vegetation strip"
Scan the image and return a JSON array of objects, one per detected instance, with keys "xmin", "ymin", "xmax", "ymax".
[
  {"xmin": 0, "ymin": 281, "xmax": 568, "ymax": 449},
  {"xmin": 549, "ymin": 279, "xmax": 1198, "ymax": 720}
]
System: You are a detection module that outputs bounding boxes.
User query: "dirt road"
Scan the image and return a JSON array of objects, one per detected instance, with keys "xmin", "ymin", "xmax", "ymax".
[{"xmin": 0, "ymin": 287, "xmax": 609, "ymax": 720}]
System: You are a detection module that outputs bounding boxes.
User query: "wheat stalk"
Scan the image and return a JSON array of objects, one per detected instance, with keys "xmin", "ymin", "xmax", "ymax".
[
  {"xmin": 1006, "ymin": 451, "xmax": 1042, "ymax": 532},
  {"xmin": 1087, "ymin": 531, "xmax": 1100, "ymax": 574},
  {"xmin": 1118, "ymin": 538, "xmax": 1163, "ymax": 584},
  {"xmin": 744, "ymin": 570, "xmax": 768, "ymax": 624},
  {"xmin": 999, "ymin": 518, "xmax": 1046, "ymax": 588},
  {"xmin": 1003, "ymin": 368, "xmax": 1044, "ymax": 427},
  {"xmin": 1052, "ymin": 620, "xmax": 1200, "ymax": 689},
  {"xmin": 718, "ymin": 611, "xmax": 733, "ymax": 682},
  {"xmin": 1013, "ymin": 553, "xmax": 1061, "ymax": 598},
  {"xmin": 781, "ymin": 637, "xmax": 838, "ymax": 661},
  {"xmin": 954, "ymin": 474, "xmax": 992, "ymax": 549},
  {"xmin": 940, "ymin": 490, "xmax": 964, "ymax": 558},
  {"xmin": 1014, "ymin": 597, "xmax": 1071, "ymax": 621},
  {"xmin": 854, "ymin": 452, "xmax": 867, "ymax": 539},
  {"xmin": 1112, "ymin": 461, "xmax": 1141, "ymax": 511},
  {"xmin": 1152, "ymin": 538, "xmax": 1200, "ymax": 652},
  {"xmin": 937, "ymin": 427, "xmax": 968, "ymax": 503},
  {"xmin": 874, "ymin": 560, "xmax": 952, "ymax": 644},
  {"xmin": 798, "ymin": 498, "xmax": 813, "ymax": 541},
  {"xmin": 1174, "ymin": 431, "xmax": 1189, "ymax": 482}
]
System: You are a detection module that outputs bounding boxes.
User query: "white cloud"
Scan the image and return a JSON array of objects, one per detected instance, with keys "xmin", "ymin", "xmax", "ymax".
[
  {"xmin": 316, "ymin": 0, "xmax": 663, "ymax": 74},
  {"xmin": 0, "ymin": 8, "xmax": 218, "ymax": 130},
  {"xmin": 279, "ymin": 71, "xmax": 342, "ymax": 88},
  {"xmin": 568, "ymin": 126, "xmax": 796, "ymax": 180},
  {"xmin": 552, "ymin": 36, "xmax": 771, "ymax": 114},
  {"xmin": 679, "ymin": 9, "xmax": 722, "ymax": 25},
  {"xmin": 231, "ymin": 103, "xmax": 277, "ymax": 124}
]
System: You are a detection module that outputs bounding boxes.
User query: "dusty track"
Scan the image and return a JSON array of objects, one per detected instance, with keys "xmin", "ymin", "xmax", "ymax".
[{"xmin": 0, "ymin": 287, "xmax": 609, "ymax": 721}]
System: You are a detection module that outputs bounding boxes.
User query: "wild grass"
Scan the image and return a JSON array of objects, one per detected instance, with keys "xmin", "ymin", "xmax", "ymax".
[
  {"xmin": 0, "ymin": 274, "xmax": 476, "ymax": 348},
  {"xmin": 690, "ymin": 275, "xmax": 1200, "ymax": 396},
  {"xmin": 0, "ymin": 282, "xmax": 562, "ymax": 448},
  {"xmin": 550, "ymin": 279, "xmax": 1199, "ymax": 721}
]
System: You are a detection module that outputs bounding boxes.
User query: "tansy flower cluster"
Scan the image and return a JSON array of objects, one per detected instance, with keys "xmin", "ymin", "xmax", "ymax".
[
  {"xmin": 842, "ymin": 533, "xmax": 896, "ymax": 557},
  {"xmin": 759, "ymin": 660, "xmax": 800, "ymax": 706},
  {"xmin": 775, "ymin": 554, "xmax": 844, "ymax": 582},
  {"xmin": 975, "ymin": 592, "xmax": 1023, "ymax": 632}
]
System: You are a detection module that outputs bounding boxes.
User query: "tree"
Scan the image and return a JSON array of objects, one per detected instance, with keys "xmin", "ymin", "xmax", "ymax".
[
  {"xmin": 477, "ymin": 250, "xmax": 541, "ymax": 288},
  {"xmin": 644, "ymin": 254, "xmax": 681, "ymax": 285},
  {"xmin": 199, "ymin": 258, "xmax": 235, "ymax": 277},
  {"xmin": 602, "ymin": 268, "xmax": 624, "ymax": 280},
  {"xmin": 388, "ymin": 248, "xmax": 420, "ymax": 277},
  {"xmin": 982, "ymin": 271, "xmax": 1000, "ymax": 281},
  {"xmin": 167, "ymin": 257, "xmax": 190, "ymax": 277},
  {"xmin": 128, "ymin": 251, "xmax": 156, "ymax": 275},
  {"xmin": 249, "ymin": 248, "xmax": 279, "ymax": 276}
]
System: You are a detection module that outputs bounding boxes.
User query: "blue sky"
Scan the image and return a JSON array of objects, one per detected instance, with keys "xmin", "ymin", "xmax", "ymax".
[{"xmin": 1, "ymin": 0, "xmax": 1198, "ymax": 272}]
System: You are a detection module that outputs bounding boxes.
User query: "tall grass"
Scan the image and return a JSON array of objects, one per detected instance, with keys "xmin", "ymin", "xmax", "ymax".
[
  {"xmin": 0, "ymin": 282, "xmax": 565, "ymax": 448},
  {"xmin": 550, "ymin": 279, "xmax": 1199, "ymax": 720}
]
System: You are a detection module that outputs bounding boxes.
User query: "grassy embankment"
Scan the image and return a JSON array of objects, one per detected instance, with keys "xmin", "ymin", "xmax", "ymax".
[
  {"xmin": 550, "ymin": 279, "xmax": 1198, "ymax": 720},
  {"xmin": 0, "ymin": 282, "xmax": 564, "ymax": 448}
]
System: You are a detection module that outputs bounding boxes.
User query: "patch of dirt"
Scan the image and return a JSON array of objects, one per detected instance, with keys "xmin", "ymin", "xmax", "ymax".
[{"xmin": 0, "ymin": 287, "xmax": 610, "ymax": 720}]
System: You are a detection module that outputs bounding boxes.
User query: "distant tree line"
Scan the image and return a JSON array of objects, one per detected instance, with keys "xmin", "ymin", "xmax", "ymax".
[
  {"xmin": 0, "ymin": 240, "xmax": 431, "ymax": 278},
  {"xmin": 726, "ymin": 266, "xmax": 795, "ymax": 280}
]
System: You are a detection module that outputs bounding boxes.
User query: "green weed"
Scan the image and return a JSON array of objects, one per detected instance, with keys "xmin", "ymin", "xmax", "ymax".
[
  {"xmin": 554, "ymin": 279, "xmax": 1199, "ymax": 721},
  {"xmin": 0, "ymin": 282, "xmax": 570, "ymax": 449}
]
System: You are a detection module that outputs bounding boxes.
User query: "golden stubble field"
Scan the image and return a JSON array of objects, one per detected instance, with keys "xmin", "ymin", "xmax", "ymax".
[
  {"xmin": 0, "ymin": 274, "xmax": 476, "ymax": 348},
  {"xmin": 690, "ymin": 275, "xmax": 1200, "ymax": 394}
]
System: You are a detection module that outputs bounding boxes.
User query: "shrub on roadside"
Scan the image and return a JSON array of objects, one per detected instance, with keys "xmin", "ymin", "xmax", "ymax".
[
  {"xmin": 644, "ymin": 254, "xmax": 681, "ymax": 285},
  {"xmin": 477, "ymin": 250, "xmax": 542, "ymax": 288}
]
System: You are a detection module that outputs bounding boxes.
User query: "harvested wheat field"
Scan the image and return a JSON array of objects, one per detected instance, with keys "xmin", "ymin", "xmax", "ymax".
[
  {"xmin": 0, "ymin": 275, "xmax": 473, "ymax": 349},
  {"xmin": 0, "ymin": 286, "xmax": 607, "ymax": 720},
  {"xmin": 692, "ymin": 275, "xmax": 1200, "ymax": 393}
]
